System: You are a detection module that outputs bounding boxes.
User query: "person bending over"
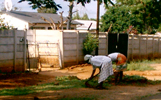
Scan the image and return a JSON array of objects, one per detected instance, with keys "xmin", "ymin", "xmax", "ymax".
[
  {"xmin": 84, "ymin": 55, "xmax": 113, "ymax": 89},
  {"xmin": 108, "ymin": 52, "xmax": 127, "ymax": 84}
]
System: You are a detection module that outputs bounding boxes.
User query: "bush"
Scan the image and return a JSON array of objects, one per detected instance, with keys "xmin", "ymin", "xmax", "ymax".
[{"xmin": 83, "ymin": 33, "xmax": 99, "ymax": 55}]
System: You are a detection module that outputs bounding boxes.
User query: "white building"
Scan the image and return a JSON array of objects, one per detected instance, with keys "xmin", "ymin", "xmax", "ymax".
[
  {"xmin": 1, "ymin": 11, "xmax": 81, "ymax": 30},
  {"xmin": 75, "ymin": 20, "xmax": 100, "ymax": 32}
]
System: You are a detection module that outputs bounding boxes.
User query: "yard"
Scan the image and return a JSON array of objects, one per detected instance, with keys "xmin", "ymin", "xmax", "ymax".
[{"xmin": 1, "ymin": 61, "xmax": 161, "ymax": 100}]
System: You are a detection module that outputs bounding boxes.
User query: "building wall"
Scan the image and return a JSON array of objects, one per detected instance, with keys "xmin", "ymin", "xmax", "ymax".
[{"xmin": 1, "ymin": 14, "xmax": 29, "ymax": 30}]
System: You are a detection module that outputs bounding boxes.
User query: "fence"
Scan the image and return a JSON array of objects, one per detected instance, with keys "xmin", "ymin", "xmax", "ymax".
[
  {"xmin": 26, "ymin": 30, "xmax": 161, "ymax": 68},
  {"xmin": 128, "ymin": 34, "xmax": 161, "ymax": 60},
  {"xmin": 2, "ymin": 29, "xmax": 161, "ymax": 72},
  {"xmin": 0, "ymin": 30, "xmax": 26, "ymax": 72}
]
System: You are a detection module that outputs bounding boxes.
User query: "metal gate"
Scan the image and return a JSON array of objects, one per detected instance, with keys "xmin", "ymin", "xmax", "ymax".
[
  {"xmin": 108, "ymin": 33, "xmax": 128, "ymax": 57},
  {"xmin": 27, "ymin": 42, "xmax": 62, "ymax": 71}
]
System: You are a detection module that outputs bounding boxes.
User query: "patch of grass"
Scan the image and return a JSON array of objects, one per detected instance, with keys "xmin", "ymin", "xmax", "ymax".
[
  {"xmin": 126, "ymin": 60, "xmax": 154, "ymax": 71},
  {"xmin": 107, "ymin": 75, "xmax": 161, "ymax": 86},
  {"xmin": 0, "ymin": 76, "xmax": 86, "ymax": 96},
  {"xmin": 125, "ymin": 59, "xmax": 161, "ymax": 71}
]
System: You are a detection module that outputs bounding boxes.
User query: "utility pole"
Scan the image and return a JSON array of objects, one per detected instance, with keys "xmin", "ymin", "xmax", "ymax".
[{"xmin": 95, "ymin": 0, "xmax": 100, "ymax": 55}]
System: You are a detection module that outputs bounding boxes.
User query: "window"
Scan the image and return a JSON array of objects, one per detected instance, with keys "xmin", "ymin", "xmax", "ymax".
[
  {"xmin": 71, "ymin": 27, "xmax": 75, "ymax": 30},
  {"xmin": 48, "ymin": 27, "xmax": 52, "ymax": 30},
  {"xmin": 29, "ymin": 27, "xmax": 45, "ymax": 30},
  {"xmin": 63, "ymin": 27, "xmax": 66, "ymax": 30}
]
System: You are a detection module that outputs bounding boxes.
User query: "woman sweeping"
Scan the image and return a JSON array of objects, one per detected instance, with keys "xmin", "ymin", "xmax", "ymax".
[
  {"xmin": 108, "ymin": 52, "xmax": 127, "ymax": 84},
  {"xmin": 84, "ymin": 52, "xmax": 127, "ymax": 89},
  {"xmin": 84, "ymin": 55, "xmax": 113, "ymax": 89}
]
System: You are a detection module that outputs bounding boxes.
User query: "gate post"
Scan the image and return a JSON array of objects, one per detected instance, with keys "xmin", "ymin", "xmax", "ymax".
[
  {"xmin": 13, "ymin": 29, "xmax": 16, "ymax": 72},
  {"xmin": 23, "ymin": 30, "xmax": 27, "ymax": 71}
]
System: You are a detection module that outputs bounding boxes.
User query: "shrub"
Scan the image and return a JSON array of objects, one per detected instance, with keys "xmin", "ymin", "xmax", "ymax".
[{"xmin": 83, "ymin": 33, "xmax": 99, "ymax": 55}]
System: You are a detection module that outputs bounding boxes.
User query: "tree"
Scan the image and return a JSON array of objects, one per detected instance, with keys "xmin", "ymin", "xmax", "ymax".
[
  {"xmin": 72, "ymin": 12, "xmax": 81, "ymax": 20},
  {"xmin": 37, "ymin": 7, "xmax": 57, "ymax": 13},
  {"xmin": 72, "ymin": 12, "xmax": 89, "ymax": 20},
  {"xmin": 82, "ymin": 13, "xmax": 89, "ymax": 20},
  {"xmin": 100, "ymin": 6, "xmax": 143, "ymax": 33},
  {"xmin": 115, "ymin": 0, "xmax": 161, "ymax": 34},
  {"xmin": 18, "ymin": 0, "xmax": 62, "ymax": 11},
  {"xmin": 101, "ymin": 0, "xmax": 161, "ymax": 34}
]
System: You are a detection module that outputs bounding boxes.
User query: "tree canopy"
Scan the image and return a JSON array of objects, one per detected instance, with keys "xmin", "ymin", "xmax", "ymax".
[
  {"xmin": 37, "ymin": 7, "xmax": 57, "ymax": 13},
  {"xmin": 18, "ymin": 0, "xmax": 115, "ymax": 10},
  {"xmin": 101, "ymin": 0, "xmax": 161, "ymax": 34},
  {"xmin": 73, "ymin": 12, "xmax": 89, "ymax": 20}
]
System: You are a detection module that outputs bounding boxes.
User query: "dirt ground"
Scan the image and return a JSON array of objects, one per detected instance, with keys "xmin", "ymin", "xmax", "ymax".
[{"xmin": 1, "ymin": 63, "xmax": 161, "ymax": 100}]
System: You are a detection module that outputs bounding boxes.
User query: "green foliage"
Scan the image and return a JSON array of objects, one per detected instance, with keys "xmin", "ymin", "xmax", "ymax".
[
  {"xmin": 73, "ymin": 12, "xmax": 89, "ymax": 20},
  {"xmin": 37, "ymin": 7, "xmax": 57, "ymax": 14},
  {"xmin": 100, "ymin": 6, "xmax": 143, "ymax": 33},
  {"xmin": 72, "ymin": 12, "xmax": 81, "ymax": 20},
  {"xmin": 0, "ymin": 18, "xmax": 13, "ymax": 30},
  {"xmin": 158, "ymin": 24, "xmax": 161, "ymax": 32},
  {"xmin": 102, "ymin": 0, "xmax": 161, "ymax": 34},
  {"xmin": 83, "ymin": 33, "xmax": 99, "ymax": 55},
  {"xmin": 81, "ymin": 13, "xmax": 89, "ymax": 20},
  {"xmin": 18, "ymin": 0, "xmax": 62, "ymax": 11}
]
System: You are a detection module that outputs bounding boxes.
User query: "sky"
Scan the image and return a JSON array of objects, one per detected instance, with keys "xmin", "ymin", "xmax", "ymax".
[{"xmin": 0, "ymin": 0, "xmax": 107, "ymax": 19}]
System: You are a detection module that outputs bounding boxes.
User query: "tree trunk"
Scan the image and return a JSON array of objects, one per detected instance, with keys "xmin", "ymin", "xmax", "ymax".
[
  {"xmin": 95, "ymin": 0, "xmax": 100, "ymax": 55},
  {"xmin": 67, "ymin": 1, "xmax": 74, "ymax": 30}
]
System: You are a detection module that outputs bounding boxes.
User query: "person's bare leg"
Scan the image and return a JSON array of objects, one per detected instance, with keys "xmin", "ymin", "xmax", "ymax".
[
  {"xmin": 115, "ymin": 72, "xmax": 119, "ymax": 85},
  {"xmin": 96, "ymin": 82, "xmax": 104, "ymax": 89},
  {"xmin": 119, "ymin": 71, "xmax": 123, "ymax": 82}
]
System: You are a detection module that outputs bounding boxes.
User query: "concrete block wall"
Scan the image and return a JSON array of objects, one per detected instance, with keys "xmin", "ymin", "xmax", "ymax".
[{"xmin": 0, "ymin": 30, "xmax": 26, "ymax": 72}]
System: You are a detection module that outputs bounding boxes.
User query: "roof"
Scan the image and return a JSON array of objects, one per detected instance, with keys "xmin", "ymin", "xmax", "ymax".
[
  {"xmin": 2, "ymin": 11, "xmax": 81, "ymax": 25},
  {"xmin": 75, "ymin": 20, "xmax": 97, "ymax": 30}
]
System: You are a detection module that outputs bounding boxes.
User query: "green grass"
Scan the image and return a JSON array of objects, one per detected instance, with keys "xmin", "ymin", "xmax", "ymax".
[
  {"xmin": 0, "ymin": 76, "xmax": 86, "ymax": 96},
  {"xmin": 126, "ymin": 59, "xmax": 161, "ymax": 71},
  {"xmin": 112, "ymin": 59, "xmax": 160, "ymax": 71},
  {"xmin": 127, "ymin": 61, "xmax": 154, "ymax": 71}
]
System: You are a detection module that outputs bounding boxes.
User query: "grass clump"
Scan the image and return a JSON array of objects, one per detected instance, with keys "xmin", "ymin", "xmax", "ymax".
[
  {"xmin": 127, "ymin": 61, "xmax": 154, "ymax": 71},
  {"xmin": 126, "ymin": 59, "xmax": 161, "ymax": 71},
  {"xmin": 0, "ymin": 76, "xmax": 86, "ymax": 96}
]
